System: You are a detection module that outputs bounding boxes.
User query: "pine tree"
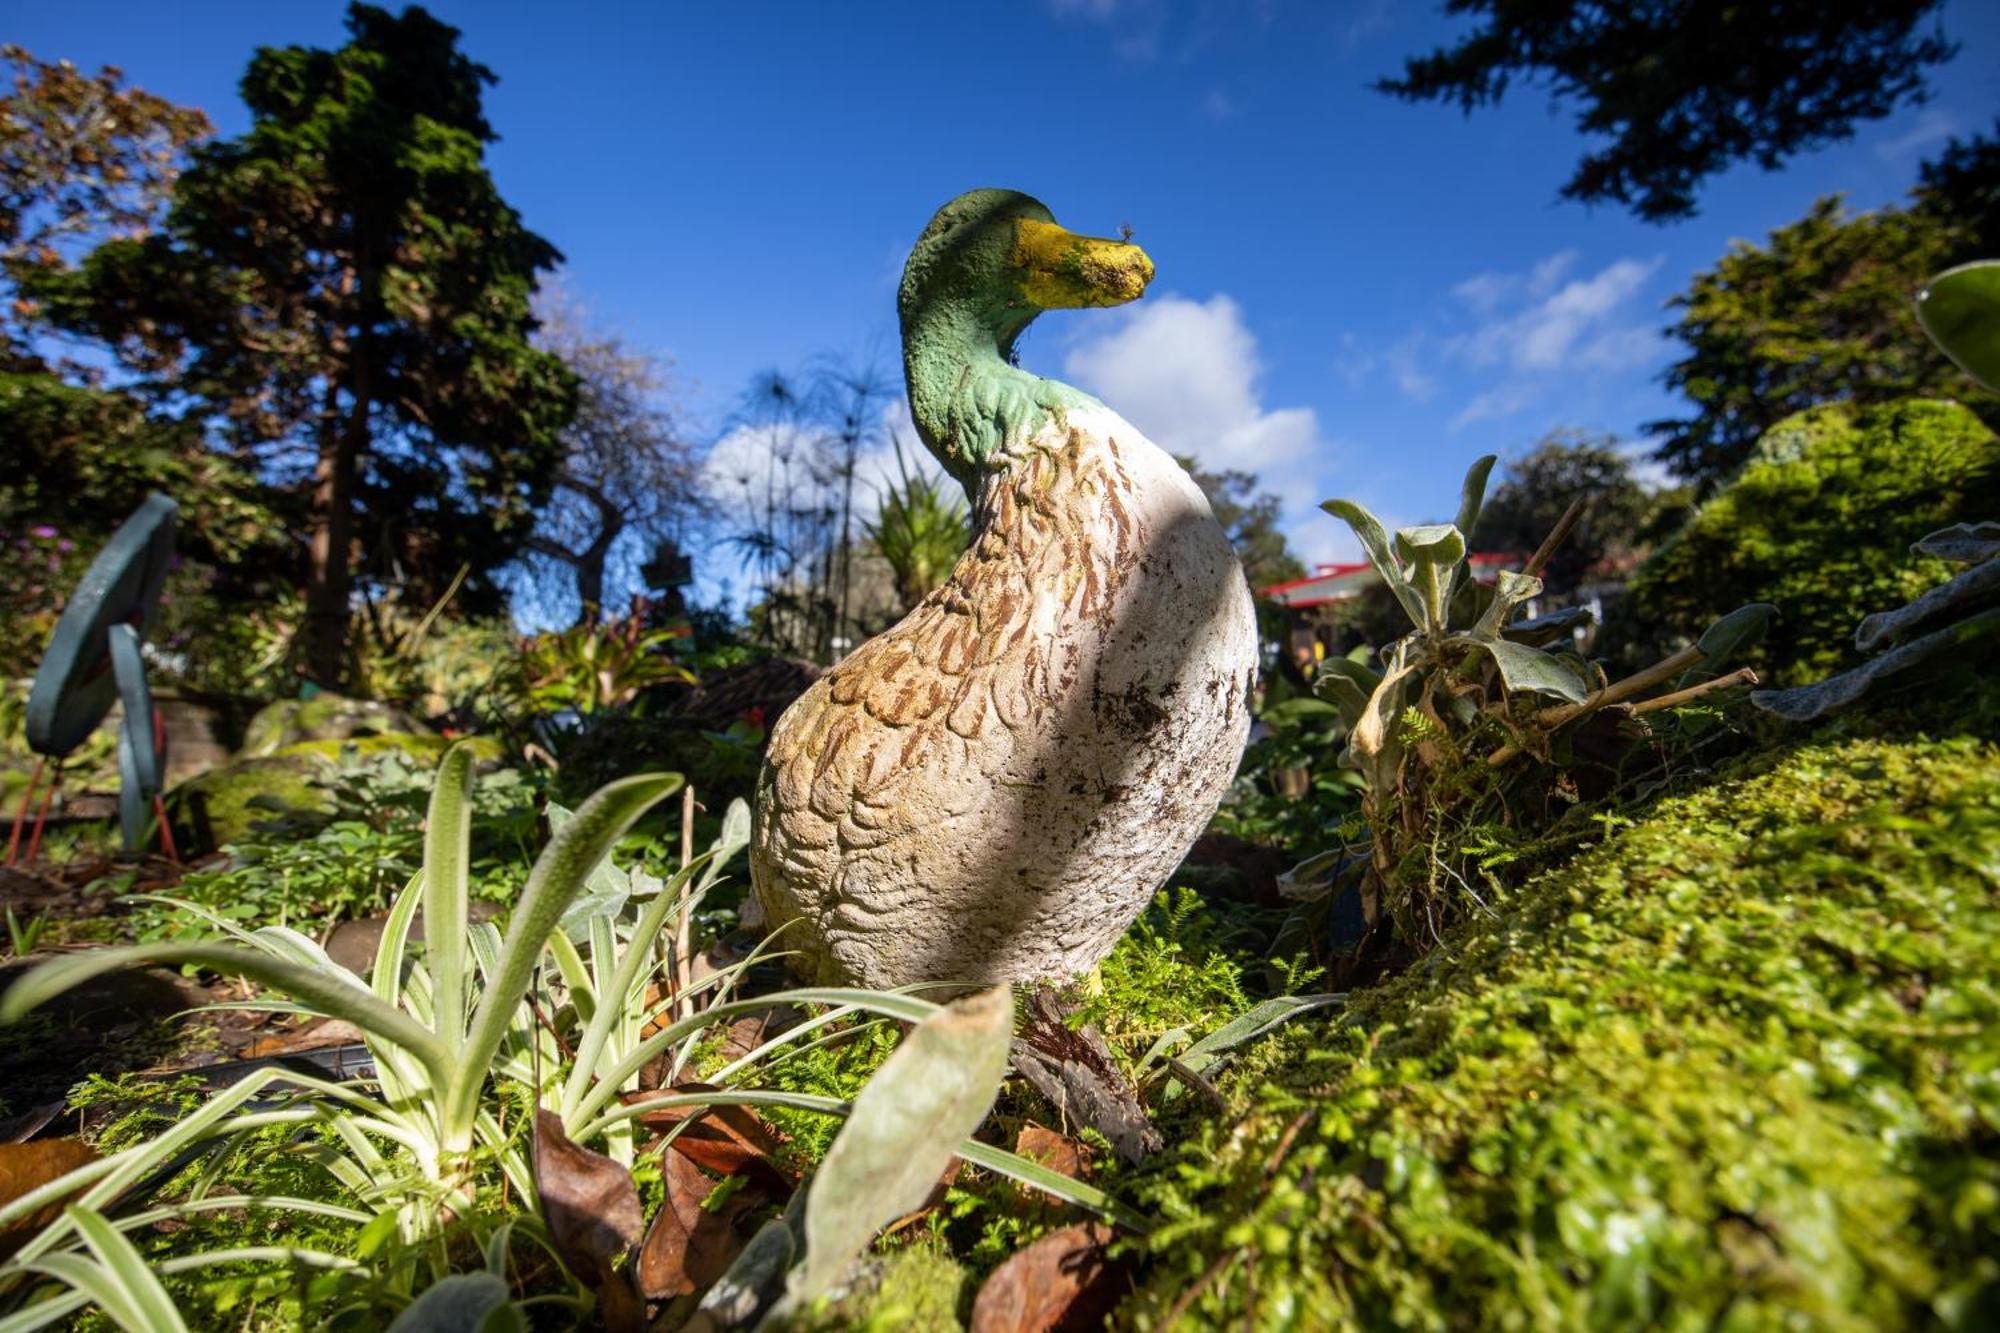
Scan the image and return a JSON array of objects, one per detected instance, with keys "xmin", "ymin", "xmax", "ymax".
[{"xmin": 32, "ymin": 5, "xmax": 575, "ymax": 685}]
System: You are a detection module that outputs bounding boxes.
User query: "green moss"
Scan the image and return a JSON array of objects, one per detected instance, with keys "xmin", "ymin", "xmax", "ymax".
[
  {"xmin": 1121, "ymin": 730, "xmax": 2000, "ymax": 1329},
  {"xmin": 1621, "ymin": 398, "xmax": 2000, "ymax": 686},
  {"xmin": 788, "ymin": 1243, "xmax": 972, "ymax": 1332},
  {"xmin": 239, "ymin": 693, "xmax": 430, "ymax": 757},
  {"xmin": 165, "ymin": 733, "xmax": 461, "ymax": 851},
  {"xmin": 1084, "ymin": 887, "xmax": 1258, "ymax": 1049}
]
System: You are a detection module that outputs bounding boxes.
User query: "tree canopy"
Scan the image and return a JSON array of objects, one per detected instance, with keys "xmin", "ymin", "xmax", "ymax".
[
  {"xmin": 29, "ymin": 3, "xmax": 575, "ymax": 685},
  {"xmin": 1471, "ymin": 431, "xmax": 1655, "ymax": 595},
  {"xmin": 1380, "ymin": 1, "xmax": 1957, "ymax": 222},
  {"xmin": 1647, "ymin": 135, "xmax": 2000, "ymax": 486}
]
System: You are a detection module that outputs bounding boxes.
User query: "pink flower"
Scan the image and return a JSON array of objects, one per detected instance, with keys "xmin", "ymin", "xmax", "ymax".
[{"xmin": 30, "ymin": 525, "xmax": 57, "ymax": 540}]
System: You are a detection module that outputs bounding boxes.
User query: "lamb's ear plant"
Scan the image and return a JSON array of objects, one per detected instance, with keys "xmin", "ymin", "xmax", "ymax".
[{"xmin": 1309, "ymin": 458, "xmax": 1776, "ymax": 943}]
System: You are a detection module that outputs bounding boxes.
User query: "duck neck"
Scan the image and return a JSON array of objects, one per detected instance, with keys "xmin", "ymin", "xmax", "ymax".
[{"xmin": 903, "ymin": 302, "xmax": 1098, "ymax": 492}]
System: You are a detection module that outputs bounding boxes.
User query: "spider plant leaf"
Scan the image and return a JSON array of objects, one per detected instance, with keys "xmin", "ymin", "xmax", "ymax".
[
  {"xmin": 793, "ymin": 985, "xmax": 1013, "ymax": 1304},
  {"xmin": 454, "ymin": 774, "xmax": 685, "ymax": 1134},
  {"xmin": 371, "ymin": 871, "xmax": 426, "ymax": 1007},
  {"xmin": 424, "ymin": 742, "xmax": 479, "ymax": 1047},
  {"xmin": 0, "ymin": 945, "xmax": 445, "ymax": 1072},
  {"xmin": 59, "ymin": 1206, "xmax": 188, "ymax": 1332}
]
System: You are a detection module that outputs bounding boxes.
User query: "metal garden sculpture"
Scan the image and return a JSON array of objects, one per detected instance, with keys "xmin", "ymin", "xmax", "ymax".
[
  {"xmin": 8, "ymin": 494, "xmax": 179, "ymax": 862},
  {"xmin": 750, "ymin": 190, "xmax": 1260, "ymax": 988}
]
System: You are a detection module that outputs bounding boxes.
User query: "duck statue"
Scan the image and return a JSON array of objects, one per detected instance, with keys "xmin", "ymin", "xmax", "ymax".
[{"xmin": 750, "ymin": 189, "xmax": 1259, "ymax": 988}]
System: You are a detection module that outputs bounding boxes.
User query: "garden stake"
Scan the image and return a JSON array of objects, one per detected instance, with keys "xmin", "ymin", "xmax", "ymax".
[
  {"xmin": 4, "ymin": 757, "xmax": 44, "ymax": 866},
  {"xmin": 22, "ymin": 766, "xmax": 59, "ymax": 867}
]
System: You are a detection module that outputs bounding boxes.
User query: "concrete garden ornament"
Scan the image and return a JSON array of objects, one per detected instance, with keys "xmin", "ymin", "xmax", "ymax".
[{"xmin": 751, "ymin": 190, "xmax": 1259, "ymax": 988}]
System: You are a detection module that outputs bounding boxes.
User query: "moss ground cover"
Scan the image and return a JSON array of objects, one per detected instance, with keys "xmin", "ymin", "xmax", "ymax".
[{"xmin": 1121, "ymin": 726, "xmax": 2000, "ymax": 1329}]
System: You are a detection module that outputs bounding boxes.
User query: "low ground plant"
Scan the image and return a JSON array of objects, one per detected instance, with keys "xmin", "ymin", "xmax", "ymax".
[{"xmin": 0, "ymin": 746, "xmax": 1119, "ymax": 1328}]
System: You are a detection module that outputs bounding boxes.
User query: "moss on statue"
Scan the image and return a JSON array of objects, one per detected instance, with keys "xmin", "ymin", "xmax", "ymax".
[
  {"xmin": 1120, "ymin": 723, "xmax": 2000, "ymax": 1328},
  {"xmin": 1620, "ymin": 398, "xmax": 2000, "ymax": 686}
]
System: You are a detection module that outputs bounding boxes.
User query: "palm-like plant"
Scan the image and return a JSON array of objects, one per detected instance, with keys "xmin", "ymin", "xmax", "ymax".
[{"xmin": 864, "ymin": 440, "xmax": 969, "ymax": 612}]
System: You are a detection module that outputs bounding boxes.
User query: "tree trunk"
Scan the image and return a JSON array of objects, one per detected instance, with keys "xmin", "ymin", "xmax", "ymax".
[
  {"xmin": 572, "ymin": 476, "xmax": 622, "ymax": 625},
  {"xmin": 307, "ymin": 347, "xmax": 369, "ymax": 688}
]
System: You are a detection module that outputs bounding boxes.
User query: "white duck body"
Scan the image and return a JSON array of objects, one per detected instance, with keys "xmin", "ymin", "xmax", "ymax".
[{"xmin": 750, "ymin": 401, "xmax": 1258, "ymax": 988}]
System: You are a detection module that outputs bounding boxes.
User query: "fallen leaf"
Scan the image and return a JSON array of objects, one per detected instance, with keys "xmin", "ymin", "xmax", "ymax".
[
  {"xmin": 1013, "ymin": 988, "xmax": 1162, "ymax": 1165},
  {"xmin": 969, "ymin": 1221, "xmax": 1128, "ymax": 1333},
  {"xmin": 0, "ymin": 1138, "xmax": 99, "ymax": 1261},
  {"xmin": 240, "ymin": 1017, "xmax": 366, "ymax": 1059},
  {"xmin": 637, "ymin": 1149, "xmax": 743, "ymax": 1299},
  {"xmin": 533, "ymin": 1108, "xmax": 644, "ymax": 1332},
  {"xmin": 1012, "ymin": 1124, "xmax": 1091, "ymax": 1204},
  {"xmin": 623, "ymin": 1083, "xmax": 794, "ymax": 1191}
]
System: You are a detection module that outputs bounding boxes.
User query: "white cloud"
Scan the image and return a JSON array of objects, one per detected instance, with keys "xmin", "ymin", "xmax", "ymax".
[
  {"xmin": 1876, "ymin": 109, "xmax": 1960, "ymax": 161},
  {"xmin": 1450, "ymin": 381, "xmax": 1541, "ymax": 431},
  {"xmin": 1451, "ymin": 248, "xmax": 1578, "ymax": 317},
  {"xmin": 1200, "ymin": 88, "xmax": 1238, "ymax": 121},
  {"xmin": 1335, "ymin": 331, "xmax": 1437, "ymax": 402},
  {"xmin": 1455, "ymin": 254, "xmax": 1664, "ymax": 374},
  {"xmin": 1063, "ymin": 292, "xmax": 1343, "ymax": 562}
]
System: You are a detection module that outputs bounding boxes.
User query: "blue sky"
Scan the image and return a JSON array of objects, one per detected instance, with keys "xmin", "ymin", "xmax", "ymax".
[{"xmin": 16, "ymin": 0, "xmax": 2000, "ymax": 597}]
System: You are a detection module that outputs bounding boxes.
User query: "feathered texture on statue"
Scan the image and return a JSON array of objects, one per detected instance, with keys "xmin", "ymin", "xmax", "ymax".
[{"xmin": 751, "ymin": 190, "xmax": 1259, "ymax": 988}]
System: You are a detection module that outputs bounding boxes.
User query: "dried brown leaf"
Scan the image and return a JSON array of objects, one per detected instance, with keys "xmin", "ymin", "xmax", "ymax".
[
  {"xmin": 1012, "ymin": 1124, "xmax": 1091, "ymax": 1204},
  {"xmin": 969, "ymin": 1221, "xmax": 1128, "ymax": 1333},
  {"xmin": 622, "ymin": 1082, "xmax": 794, "ymax": 1192},
  {"xmin": 0, "ymin": 1138, "xmax": 99, "ymax": 1261},
  {"xmin": 533, "ymin": 1108, "xmax": 644, "ymax": 1332},
  {"xmin": 638, "ymin": 1150, "xmax": 748, "ymax": 1300}
]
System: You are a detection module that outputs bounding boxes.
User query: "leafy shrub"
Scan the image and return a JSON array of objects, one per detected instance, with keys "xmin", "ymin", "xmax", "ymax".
[
  {"xmin": 1124, "ymin": 726, "xmax": 2000, "ymax": 1328},
  {"xmin": 1620, "ymin": 398, "xmax": 2000, "ymax": 686}
]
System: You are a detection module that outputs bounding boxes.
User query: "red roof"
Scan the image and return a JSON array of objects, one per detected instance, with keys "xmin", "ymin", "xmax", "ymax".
[{"xmin": 1259, "ymin": 553, "xmax": 1522, "ymax": 609}]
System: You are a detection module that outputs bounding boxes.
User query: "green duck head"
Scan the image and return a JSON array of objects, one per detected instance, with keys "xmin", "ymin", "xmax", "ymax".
[{"xmin": 899, "ymin": 189, "xmax": 1154, "ymax": 484}]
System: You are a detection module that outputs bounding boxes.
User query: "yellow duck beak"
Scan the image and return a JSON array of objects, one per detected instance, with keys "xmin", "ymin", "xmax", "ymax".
[{"xmin": 1012, "ymin": 217, "xmax": 1154, "ymax": 309}]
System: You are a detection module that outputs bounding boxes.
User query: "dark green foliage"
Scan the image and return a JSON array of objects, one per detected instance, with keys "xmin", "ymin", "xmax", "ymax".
[
  {"xmin": 1379, "ymin": 1, "xmax": 1955, "ymax": 222},
  {"xmin": 1470, "ymin": 430, "xmax": 1655, "ymax": 594},
  {"xmin": 1917, "ymin": 120, "xmax": 2000, "ymax": 261},
  {"xmin": 1124, "ymin": 726, "xmax": 2000, "ymax": 1328},
  {"xmin": 1623, "ymin": 399, "xmax": 2000, "ymax": 686},
  {"xmin": 28, "ymin": 3, "xmax": 576, "ymax": 683},
  {"xmin": 1648, "ymin": 186, "xmax": 1999, "ymax": 485},
  {"xmin": 0, "ymin": 369, "xmax": 292, "ymax": 681}
]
